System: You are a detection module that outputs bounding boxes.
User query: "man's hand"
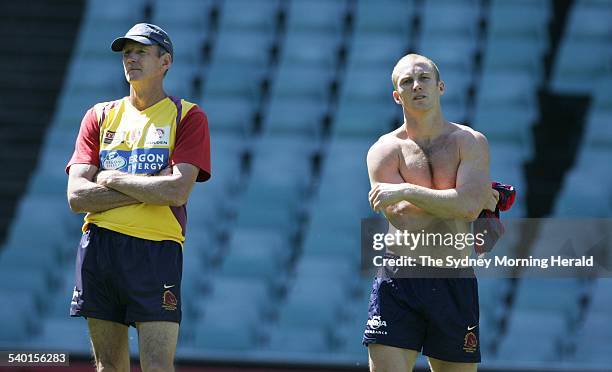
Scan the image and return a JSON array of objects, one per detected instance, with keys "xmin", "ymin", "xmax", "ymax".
[
  {"xmin": 369, "ymin": 183, "xmax": 408, "ymax": 212},
  {"xmin": 156, "ymin": 166, "xmax": 173, "ymax": 176},
  {"xmin": 484, "ymin": 188, "xmax": 500, "ymax": 212},
  {"xmin": 94, "ymin": 170, "xmax": 124, "ymax": 187}
]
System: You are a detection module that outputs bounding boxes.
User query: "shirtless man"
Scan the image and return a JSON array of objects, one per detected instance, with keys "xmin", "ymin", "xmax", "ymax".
[{"xmin": 363, "ymin": 54, "xmax": 499, "ymax": 372}]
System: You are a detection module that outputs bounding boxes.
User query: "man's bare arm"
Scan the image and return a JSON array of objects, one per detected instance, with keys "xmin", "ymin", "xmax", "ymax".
[
  {"xmin": 366, "ymin": 138, "xmax": 429, "ymax": 221},
  {"xmin": 67, "ymin": 164, "xmax": 142, "ymax": 213},
  {"xmin": 99, "ymin": 163, "xmax": 199, "ymax": 207},
  {"xmin": 369, "ymin": 131, "xmax": 497, "ymax": 221}
]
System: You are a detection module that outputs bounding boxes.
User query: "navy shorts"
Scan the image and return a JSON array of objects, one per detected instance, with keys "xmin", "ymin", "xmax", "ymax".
[
  {"xmin": 363, "ymin": 267, "xmax": 480, "ymax": 363},
  {"xmin": 70, "ymin": 224, "xmax": 182, "ymax": 326}
]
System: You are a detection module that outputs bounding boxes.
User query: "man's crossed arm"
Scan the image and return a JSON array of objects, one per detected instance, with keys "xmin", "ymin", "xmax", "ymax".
[
  {"xmin": 367, "ymin": 131, "xmax": 498, "ymax": 222},
  {"xmin": 67, "ymin": 163, "xmax": 199, "ymax": 213}
]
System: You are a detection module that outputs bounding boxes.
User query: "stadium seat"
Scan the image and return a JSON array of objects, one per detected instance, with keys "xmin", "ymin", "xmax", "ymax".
[
  {"xmin": 587, "ymin": 279, "xmax": 612, "ymax": 315},
  {"xmin": 263, "ymin": 96, "xmax": 328, "ymax": 138},
  {"xmin": 347, "ymin": 33, "xmax": 408, "ymax": 69},
  {"xmin": 334, "ymin": 319, "xmax": 368, "ymax": 356},
  {"xmin": 152, "ymin": 0, "xmax": 214, "ymax": 28},
  {"xmin": 353, "ymin": 0, "xmax": 413, "ymax": 34},
  {"xmin": 271, "ymin": 64, "xmax": 333, "ymax": 102},
  {"xmin": 200, "ymin": 96, "xmax": 255, "ymax": 135},
  {"xmin": 551, "ymin": 40, "xmax": 611, "ymax": 94},
  {"xmin": 218, "ymin": 0, "xmax": 280, "ymax": 33},
  {"xmin": 0, "ymin": 290, "xmax": 35, "ymax": 344},
  {"xmin": 194, "ymin": 304, "xmax": 258, "ymax": 350},
  {"xmin": 285, "ymin": 0, "xmax": 348, "ymax": 34},
  {"xmin": 26, "ymin": 319, "xmax": 90, "ymax": 353},
  {"xmin": 496, "ymin": 309, "xmax": 565, "ymax": 362},
  {"xmin": 488, "ymin": 0, "xmax": 550, "ymax": 40},
  {"xmin": 513, "ymin": 279, "xmax": 584, "ymax": 321},
  {"xmin": 582, "ymin": 107, "xmax": 612, "ymax": 147},
  {"xmin": 265, "ymin": 325, "xmax": 330, "ymax": 353},
  {"xmin": 280, "ymin": 30, "xmax": 341, "ymax": 68},
  {"xmin": 211, "ymin": 30, "xmax": 274, "ymax": 68}
]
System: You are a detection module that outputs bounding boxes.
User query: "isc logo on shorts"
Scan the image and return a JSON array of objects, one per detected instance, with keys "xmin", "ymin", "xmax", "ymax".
[{"xmin": 365, "ymin": 316, "xmax": 388, "ymax": 335}]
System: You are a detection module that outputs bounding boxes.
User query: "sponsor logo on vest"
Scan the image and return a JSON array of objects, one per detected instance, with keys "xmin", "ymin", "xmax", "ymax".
[
  {"xmin": 103, "ymin": 130, "xmax": 116, "ymax": 144},
  {"xmin": 102, "ymin": 151, "xmax": 127, "ymax": 170},
  {"xmin": 144, "ymin": 125, "xmax": 170, "ymax": 147}
]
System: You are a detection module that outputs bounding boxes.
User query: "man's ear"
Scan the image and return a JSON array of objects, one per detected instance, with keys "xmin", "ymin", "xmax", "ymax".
[
  {"xmin": 161, "ymin": 53, "xmax": 172, "ymax": 73},
  {"xmin": 392, "ymin": 90, "xmax": 402, "ymax": 105},
  {"xmin": 438, "ymin": 80, "xmax": 445, "ymax": 96}
]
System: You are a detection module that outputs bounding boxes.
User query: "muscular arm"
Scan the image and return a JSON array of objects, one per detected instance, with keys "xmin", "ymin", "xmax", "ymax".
[
  {"xmin": 369, "ymin": 131, "xmax": 496, "ymax": 221},
  {"xmin": 67, "ymin": 164, "xmax": 141, "ymax": 213},
  {"xmin": 367, "ymin": 138, "xmax": 430, "ymax": 224},
  {"xmin": 100, "ymin": 163, "xmax": 199, "ymax": 207}
]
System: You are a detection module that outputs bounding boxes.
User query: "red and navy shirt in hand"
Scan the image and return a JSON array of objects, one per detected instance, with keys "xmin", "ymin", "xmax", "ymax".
[{"xmin": 474, "ymin": 182, "xmax": 516, "ymax": 255}]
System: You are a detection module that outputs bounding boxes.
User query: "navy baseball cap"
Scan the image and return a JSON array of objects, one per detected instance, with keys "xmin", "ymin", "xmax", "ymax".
[{"xmin": 111, "ymin": 23, "xmax": 173, "ymax": 57}]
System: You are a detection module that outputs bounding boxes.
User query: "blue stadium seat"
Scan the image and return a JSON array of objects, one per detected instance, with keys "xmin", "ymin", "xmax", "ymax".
[
  {"xmin": 554, "ymin": 170, "xmax": 610, "ymax": 217},
  {"xmin": 488, "ymin": 0, "xmax": 550, "ymax": 40},
  {"xmin": 513, "ymin": 279, "xmax": 584, "ymax": 321},
  {"xmin": 202, "ymin": 60, "xmax": 265, "ymax": 101},
  {"xmin": 152, "ymin": 0, "xmax": 215, "ymax": 28},
  {"xmin": 281, "ymin": 30, "xmax": 341, "ymax": 68},
  {"xmin": 334, "ymin": 319, "xmax": 368, "ymax": 356},
  {"xmin": 209, "ymin": 276, "xmax": 273, "ymax": 313},
  {"xmin": 301, "ymin": 227, "xmax": 360, "ymax": 260},
  {"xmin": 193, "ymin": 299, "xmax": 259, "ymax": 350},
  {"xmin": 0, "ymin": 268, "xmax": 53, "ymax": 310},
  {"xmin": 333, "ymin": 102, "xmax": 398, "ymax": 138},
  {"xmin": 265, "ymin": 325, "xmax": 330, "ymax": 353},
  {"xmin": 570, "ymin": 311, "xmax": 612, "ymax": 364},
  {"xmin": 551, "ymin": 40, "xmax": 611, "ymax": 94},
  {"xmin": 263, "ymin": 97, "xmax": 328, "ymax": 137},
  {"xmin": 565, "ymin": 0, "xmax": 612, "ymax": 42},
  {"xmin": 347, "ymin": 33, "xmax": 407, "ymax": 69},
  {"xmin": 354, "ymin": 0, "xmax": 413, "ymax": 34},
  {"xmin": 0, "ymin": 290, "xmax": 35, "ymax": 344},
  {"xmin": 285, "ymin": 0, "xmax": 348, "ymax": 34},
  {"xmin": 271, "ymin": 64, "xmax": 333, "ymax": 102},
  {"xmin": 587, "ymin": 279, "xmax": 612, "ymax": 316},
  {"xmin": 165, "ymin": 61, "xmax": 198, "ymax": 100},
  {"xmin": 211, "ymin": 31, "xmax": 274, "ymax": 67},
  {"xmin": 218, "ymin": 244, "xmax": 287, "ymax": 289},
  {"xmin": 582, "ymin": 107, "xmax": 612, "ymax": 147},
  {"xmin": 472, "ymin": 104, "xmax": 534, "ymax": 143},
  {"xmin": 277, "ymin": 281, "xmax": 343, "ymax": 328},
  {"xmin": 496, "ymin": 309, "xmax": 565, "ymax": 362},
  {"xmin": 478, "ymin": 69, "xmax": 540, "ymax": 107},
  {"xmin": 26, "ymin": 319, "xmax": 90, "ymax": 353},
  {"xmin": 421, "ymin": 0, "xmax": 479, "ymax": 38},
  {"xmin": 201, "ymin": 96, "xmax": 254, "ymax": 135},
  {"xmin": 218, "ymin": 0, "xmax": 280, "ymax": 33},
  {"xmin": 482, "ymin": 38, "xmax": 545, "ymax": 77}
]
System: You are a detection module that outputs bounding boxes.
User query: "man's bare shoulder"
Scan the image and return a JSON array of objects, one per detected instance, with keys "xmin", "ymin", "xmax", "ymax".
[
  {"xmin": 445, "ymin": 123, "xmax": 489, "ymax": 161},
  {"xmin": 367, "ymin": 129, "xmax": 405, "ymax": 163},
  {"xmin": 448, "ymin": 122, "xmax": 488, "ymax": 147}
]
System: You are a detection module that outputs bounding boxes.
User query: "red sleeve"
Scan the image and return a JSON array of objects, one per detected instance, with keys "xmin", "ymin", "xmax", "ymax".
[
  {"xmin": 65, "ymin": 107, "xmax": 100, "ymax": 174},
  {"xmin": 171, "ymin": 105, "xmax": 211, "ymax": 182}
]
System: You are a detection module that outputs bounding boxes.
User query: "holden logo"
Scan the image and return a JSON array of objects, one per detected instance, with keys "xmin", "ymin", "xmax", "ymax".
[
  {"xmin": 367, "ymin": 316, "xmax": 387, "ymax": 330},
  {"xmin": 102, "ymin": 151, "xmax": 127, "ymax": 170}
]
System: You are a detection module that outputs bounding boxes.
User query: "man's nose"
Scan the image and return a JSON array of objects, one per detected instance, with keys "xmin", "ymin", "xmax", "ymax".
[
  {"xmin": 125, "ymin": 53, "xmax": 137, "ymax": 63},
  {"xmin": 412, "ymin": 81, "xmax": 422, "ymax": 91}
]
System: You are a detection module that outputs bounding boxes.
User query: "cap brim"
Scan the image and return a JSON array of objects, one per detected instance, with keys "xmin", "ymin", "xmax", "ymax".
[{"xmin": 111, "ymin": 36, "xmax": 155, "ymax": 52}]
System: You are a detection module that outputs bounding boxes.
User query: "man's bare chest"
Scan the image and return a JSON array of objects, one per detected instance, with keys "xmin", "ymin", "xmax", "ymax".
[{"xmin": 398, "ymin": 138, "xmax": 460, "ymax": 189}]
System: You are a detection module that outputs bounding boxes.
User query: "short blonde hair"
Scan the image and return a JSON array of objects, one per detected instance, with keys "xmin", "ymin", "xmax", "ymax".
[{"xmin": 391, "ymin": 54, "xmax": 440, "ymax": 89}]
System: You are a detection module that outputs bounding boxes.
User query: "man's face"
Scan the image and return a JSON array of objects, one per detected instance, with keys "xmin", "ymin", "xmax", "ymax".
[
  {"xmin": 121, "ymin": 40, "xmax": 169, "ymax": 83},
  {"xmin": 393, "ymin": 59, "xmax": 444, "ymax": 112}
]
